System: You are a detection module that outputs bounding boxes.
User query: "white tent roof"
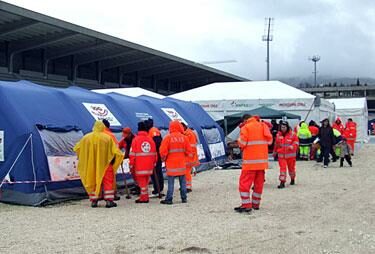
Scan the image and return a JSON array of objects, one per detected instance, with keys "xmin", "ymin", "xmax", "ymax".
[
  {"xmin": 93, "ymin": 87, "xmax": 165, "ymax": 99},
  {"xmin": 328, "ymin": 98, "xmax": 367, "ymax": 110},
  {"xmin": 170, "ymin": 81, "xmax": 315, "ymax": 101}
]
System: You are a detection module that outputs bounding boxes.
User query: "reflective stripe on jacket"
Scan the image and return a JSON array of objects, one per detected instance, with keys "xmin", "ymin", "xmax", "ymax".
[
  {"xmin": 238, "ymin": 117, "xmax": 273, "ymax": 170},
  {"xmin": 160, "ymin": 121, "xmax": 192, "ymax": 176},
  {"xmin": 129, "ymin": 131, "xmax": 157, "ymax": 176},
  {"xmin": 273, "ymin": 130, "xmax": 299, "ymax": 159}
]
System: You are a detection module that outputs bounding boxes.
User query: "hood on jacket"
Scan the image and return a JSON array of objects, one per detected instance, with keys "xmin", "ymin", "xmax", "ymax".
[
  {"xmin": 92, "ymin": 121, "xmax": 105, "ymax": 132},
  {"xmin": 169, "ymin": 120, "xmax": 183, "ymax": 133},
  {"xmin": 300, "ymin": 122, "xmax": 309, "ymax": 130}
]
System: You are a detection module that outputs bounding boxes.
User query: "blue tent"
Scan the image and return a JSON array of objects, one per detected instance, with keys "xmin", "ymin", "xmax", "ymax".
[
  {"xmin": 164, "ymin": 97, "xmax": 227, "ymax": 168},
  {"xmin": 0, "ymin": 81, "xmax": 227, "ymax": 206},
  {"xmin": 139, "ymin": 96, "xmax": 227, "ymax": 170},
  {"xmin": 0, "ymin": 81, "xmax": 88, "ymax": 205}
]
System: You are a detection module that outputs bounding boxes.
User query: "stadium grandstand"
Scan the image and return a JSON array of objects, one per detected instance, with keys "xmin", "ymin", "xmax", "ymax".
[{"xmin": 0, "ymin": 1, "xmax": 246, "ymax": 94}]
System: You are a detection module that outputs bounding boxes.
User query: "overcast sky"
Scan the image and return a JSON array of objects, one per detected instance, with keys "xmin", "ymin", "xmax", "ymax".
[{"xmin": 5, "ymin": 0, "xmax": 375, "ymax": 80}]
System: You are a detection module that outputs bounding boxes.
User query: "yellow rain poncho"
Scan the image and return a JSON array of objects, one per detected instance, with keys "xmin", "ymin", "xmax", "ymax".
[{"xmin": 73, "ymin": 121, "xmax": 123, "ymax": 198}]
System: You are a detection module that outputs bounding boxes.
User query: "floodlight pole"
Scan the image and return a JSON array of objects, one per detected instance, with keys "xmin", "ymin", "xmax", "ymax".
[
  {"xmin": 309, "ymin": 55, "xmax": 321, "ymax": 87},
  {"xmin": 262, "ymin": 18, "xmax": 274, "ymax": 81}
]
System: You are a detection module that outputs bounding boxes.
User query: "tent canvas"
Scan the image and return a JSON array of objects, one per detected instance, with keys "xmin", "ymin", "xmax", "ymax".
[
  {"xmin": 328, "ymin": 98, "xmax": 369, "ymax": 142},
  {"xmin": 93, "ymin": 87, "xmax": 165, "ymax": 99},
  {"xmin": 170, "ymin": 81, "xmax": 336, "ymax": 126},
  {"xmin": 218, "ymin": 106, "xmax": 301, "ymax": 135}
]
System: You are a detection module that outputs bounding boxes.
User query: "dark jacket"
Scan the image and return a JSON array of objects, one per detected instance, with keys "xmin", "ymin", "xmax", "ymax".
[{"xmin": 318, "ymin": 126, "xmax": 335, "ymax": 147}]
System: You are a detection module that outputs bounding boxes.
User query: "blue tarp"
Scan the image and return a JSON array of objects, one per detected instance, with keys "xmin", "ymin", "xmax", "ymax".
[{"xmin": 0, "ymin": 80, "xmax": 225, "ymax": 206}]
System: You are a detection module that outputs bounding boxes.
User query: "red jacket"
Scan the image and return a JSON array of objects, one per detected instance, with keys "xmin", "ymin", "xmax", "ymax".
[
  {"xmin": 332, "ymin": 122, "xmax": 345, "ymax": 134},
  {"xmin": 344, "ymin": 122, "xmax": 357, "ymax": 140},
  {"xmin": 273, "ymin": 130, "xmax": 299, "ymax": 159},
  {"xmin": 129, "ymin": 131, "xmax": 157, "ymax": 176},
  {"xmin": 309, "ymin": 126, "xmax": 319, "ymax": 136}
]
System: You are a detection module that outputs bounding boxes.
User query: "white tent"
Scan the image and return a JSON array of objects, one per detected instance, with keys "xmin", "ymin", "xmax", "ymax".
[
  {"xmin": 93, "ymin": 87, "xmax": 165, "ymax": 99},
  {"xmin": 329, "ymin": 98, "xmax": 368, "ymax": 142},
  {"xmin": 170, "ymin": 81, "xmax": 335, "ymax": 125}
]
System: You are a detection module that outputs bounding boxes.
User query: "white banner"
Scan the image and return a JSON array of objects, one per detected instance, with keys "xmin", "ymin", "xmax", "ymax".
[
  {"xmin": 48, "ymin": 156, "xmax": 80, "ymax": 181},
  {"xmin": 82, "ymin": 102, "xmax": 121, "ymax": 126},
  {"xmin": 161, "ymin": 108, "xmax": 187, "ymax": 124},
  {"xmin": 197, "ymin": 144, "xmax": 206, "ymax": 160},
  {"xmin": 0, "ymin": 130, "xmax": 3, "ymax": 162},
  {"xmin": 135, "ymin": 112, "xmax": 153, "ymax": 121},
  {"xmin": 209, "ymin": 142, "xmax": 226, "ymax": 158}
]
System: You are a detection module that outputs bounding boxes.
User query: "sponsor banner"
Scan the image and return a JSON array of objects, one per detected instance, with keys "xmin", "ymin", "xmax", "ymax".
[
  {"xmin": 0, "ymin": 130, "xmax": 3, "ymax": 162},
  {"xmin": 47, "ymin": 156, "xmax": 80, "ymax": 181},
  {"xmin": 208, "ymin": 142, "xmax": 226, "ymax": 159},
  {"xmin": 82, "ymin": 102, "xmax": 121, "ymax": 126},
  {"xmin": 161, "ymin": 108, "xmax": 187, "ymax": 124}
]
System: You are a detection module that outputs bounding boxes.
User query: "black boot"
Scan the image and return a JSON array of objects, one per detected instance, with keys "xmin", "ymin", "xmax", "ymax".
[
  {"xmin": 91, "ymin": 200, "xmax": 98, "ymax": 208},
  {"xmin": 290, "ymin": 179, "xmax": 295, "ymax": 185},
  {"xmin": 160, "ymin": 200, "xmax": 173, "ymax": 205},
  {"xmin": 234, "ymin": 206, "xmax": 252, "ymax": 213},
  {"xmin": 105, "ymin": 201, "xmax": 117, "ymax": 208},
  {"xmin": 277, "ymin": 182, "xmax": 285, "ymax": 189}
]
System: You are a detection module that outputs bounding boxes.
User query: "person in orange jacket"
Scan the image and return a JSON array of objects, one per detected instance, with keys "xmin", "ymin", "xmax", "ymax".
[
  {"xmin": 181, "ymin": 122, "xmax": 200, "ymax": 192},
  {"xmin": 273, "ymin": 121, "xmax": 299, "ymax": 189},
  {"xmin": 343, "ymin": 118, "xmax": 357, "ymax": 153},
  {"xmin": 159, "ymin": 120, "xmax": 191, "ymax": 205},
  {"xmin": 235, "ymin": 115, "xmax": 273, "ymax": 213},
  {"xmin": 129, "ymin": 122, "xmax": 158, "ymax": 203},
  {"xmin": 102, "ymin": 119, "xmax": 121, "ymax": 201},
  {"xmin": 145, "ymin": 118, "xmax": 164, "ymax": 197}
]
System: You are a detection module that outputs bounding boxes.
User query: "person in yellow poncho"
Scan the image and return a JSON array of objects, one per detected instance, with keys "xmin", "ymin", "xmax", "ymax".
[{"xmin": 74, "ymin": 121, "xmax": 123, "ymax": 208}]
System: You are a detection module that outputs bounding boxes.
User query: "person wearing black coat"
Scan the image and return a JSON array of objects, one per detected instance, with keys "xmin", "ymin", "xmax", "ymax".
[{"xmin": 318, "ymin": 119, "xmax": 335, "ymax": 168}]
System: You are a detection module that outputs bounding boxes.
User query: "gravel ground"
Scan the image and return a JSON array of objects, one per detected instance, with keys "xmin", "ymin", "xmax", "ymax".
[{"xmin": 1, "ymin": 144, "xmax": 374, "ymax": 254}]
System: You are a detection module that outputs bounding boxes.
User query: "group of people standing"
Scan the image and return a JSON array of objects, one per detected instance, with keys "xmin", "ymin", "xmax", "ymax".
[
  {"xmin": 235, "ymin": 115, "xmax": 357, "ymax": 213},
  {"xmin": 74, "ymin": 118, "xmax": 199, "ymax": 208}
]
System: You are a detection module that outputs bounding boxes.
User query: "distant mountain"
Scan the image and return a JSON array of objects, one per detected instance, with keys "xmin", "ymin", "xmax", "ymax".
[{"xmin": 277, "ymin": 76, "xmax": 375, "ymax": 87}]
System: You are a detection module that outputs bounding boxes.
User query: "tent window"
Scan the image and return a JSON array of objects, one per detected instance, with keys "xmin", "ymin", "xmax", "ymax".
[
  {"xmin": 38, "ymin": 129, "xmax": 83, "ymax": 156},
  {"xmin": 38, "ymin": 128, "xmax": 83, "ymax": 181},
  {"xmin": 202, "ymin": 128, "xmax": 221, "ymax": 144},
  {"xmin": 202, "ymin": 128, "xmax": 225, "ymax": 158}
]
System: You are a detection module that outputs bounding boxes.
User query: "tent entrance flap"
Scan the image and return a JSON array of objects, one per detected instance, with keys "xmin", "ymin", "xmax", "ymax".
[
  {"xmin": 218, "ymin": 106, "xmax": 301, "ymax": 135},
  {"xmin": 37, "ymin": 127, "xmax": 83, "ymax": 182}
]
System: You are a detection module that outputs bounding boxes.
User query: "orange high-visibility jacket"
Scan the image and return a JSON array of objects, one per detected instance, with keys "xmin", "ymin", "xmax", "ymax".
[
  {"xmin": 149, "ymin": 127, "xmax": 161, "ymax": 138},
  {"xmin": 273, "ymin": 130, "xmax": 299, "ymax": 159},
  {"xmin": 160, "ymin": 121, "xmax": 191, "ymax": 176},
  {"xmin": 184, "ymin": 128, "xmax": 200, "ymax": 168},
  {"xmin": 238, "ymin": 117, "xmax": 273, "ymax": 170},
  {"xmin": 129, "ymin": 131, "xmax": 157, "ymax": 176}
]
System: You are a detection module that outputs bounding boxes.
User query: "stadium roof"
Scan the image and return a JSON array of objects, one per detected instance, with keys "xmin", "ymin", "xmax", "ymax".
[{"xmin": 0, "ymin": 1, "xmax": 247, "ymax": 93}]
